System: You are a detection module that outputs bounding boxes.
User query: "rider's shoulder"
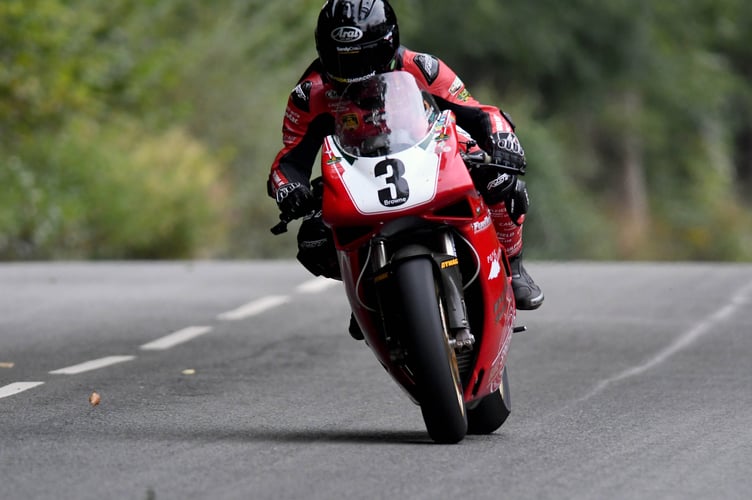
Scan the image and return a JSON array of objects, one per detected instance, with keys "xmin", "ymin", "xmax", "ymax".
[
  {"xmin": 397, "ymin": 47, "xmax": 442, "ymax": 86},
  {"xmin": 288, "ymin": 60, "xmax": 329, "ymax": 113}
]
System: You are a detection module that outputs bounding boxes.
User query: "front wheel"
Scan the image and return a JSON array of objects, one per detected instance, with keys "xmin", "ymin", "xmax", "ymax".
[
  {"xmin": 467, "ymin": 365, "xmax": 511, "ymax": 434},
  {"xmin": 395, "ymin": 257, "xmax": 467, "ymax": 444}
]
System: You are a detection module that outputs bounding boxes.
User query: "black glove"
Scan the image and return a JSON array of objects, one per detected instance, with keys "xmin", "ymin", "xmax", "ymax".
[
  {"xmin": 489, "ymin": 132, "xmax": 526, "ymax": 173},
  {"xmin": 275, "ymin": 182, "xmax": 314, "ymax": 219}
]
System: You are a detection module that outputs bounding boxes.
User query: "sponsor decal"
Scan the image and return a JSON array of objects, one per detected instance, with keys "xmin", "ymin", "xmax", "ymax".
[
  {"xmin": 472, "ymin": 214, "xmax": 492, "ymax": 233},
  {"xmin": 488, "ymin": 328, "xmax": 512, "ymax": 392},
  {"xmin": 340, "ymin": 113, "xmax": 360, "ymax": 131},
  {"xmin": 487, "ymin": 248, "xmax": 502, "ymax": 280},
  {"xmin": 303, "ymin": 210, "xmax": 322, "ymax": 221},
  {"xmin": 331, "ymin": 26, "xmax": 363, "ymax": 43},
  {"xmin": 328, "ymin": 101, "xmax": 351, "ymax": 113},
  {"xmin": 441, "ymin": 258, "xmax": 459, "ymax": 269},
  {"xmin": 285, "ymin": 108, "xmax": 300, "ymax": 124},
  {"xmin": 494, "ymin": 285, "xmax": 514, "ymax": 324},
  {"xmin": 374, "ymin": 272, "xmax": 389, "ymax": 283},
  {"xmin": 382, "ymin": 196, "xmax": 408, "ymax": 207},
  {"xmin": 487, "ymin": 172, "xmax": 511, "ymax": 191},
  {"xmin": 336, "ymin": 45, "xmax": 364, "ymax": 55},
  {"xmin": 322, "ymin": 143, "xmax": 346, "ymax": 175},
  {"xmin": 457, "ymin": 88, "xmax": 472, "ymax": 102},
  {"xmin": 335, "ymin": 70, "xmax": 376, "ymax": 83},
  {"xmin": 326, "ymin": 155, "xmax": 343, "ymax": 165},
  {"xmin": 299, "ymin": 238, "xmax": 328, "ymax": 249},
  {"xmin": 449, "ymin": 76, "xmax": 463, "ymax": 96}
]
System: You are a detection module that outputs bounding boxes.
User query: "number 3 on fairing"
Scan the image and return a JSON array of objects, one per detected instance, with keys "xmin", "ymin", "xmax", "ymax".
[{"xmin": 375, "ymin": 158, "xmax": 410, "ymax": 207}]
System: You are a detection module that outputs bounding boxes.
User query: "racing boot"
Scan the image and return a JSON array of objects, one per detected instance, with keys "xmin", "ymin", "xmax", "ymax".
[{"xmin": 509, "ymin": 252, "xmax": 544, "ymax": 310}]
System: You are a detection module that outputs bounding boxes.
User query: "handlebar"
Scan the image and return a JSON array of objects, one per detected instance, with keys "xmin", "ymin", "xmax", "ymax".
[
  {"xmin": 460, "ymin": 151, "xmax": 526, "ymax": 176},
  {"xmin": 270, "ymin": 213, "xmax": 295, "ymax": 235}
]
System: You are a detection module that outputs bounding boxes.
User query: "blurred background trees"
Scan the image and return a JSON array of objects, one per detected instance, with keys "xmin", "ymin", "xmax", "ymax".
[{"xmin": 1, "ymin": 0, "xmax": 750, "ymax": 260}]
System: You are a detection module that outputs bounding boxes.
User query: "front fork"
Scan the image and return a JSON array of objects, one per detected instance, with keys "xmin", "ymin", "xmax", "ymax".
[{"xmin": 371, "ymin": 230, "xmax": 475, "ymax": 353}]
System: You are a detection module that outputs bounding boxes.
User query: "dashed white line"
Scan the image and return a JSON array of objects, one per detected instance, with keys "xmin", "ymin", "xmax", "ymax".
[
  {"xmin": 0, "ymin": 382, "xmax": 45, "ymax": 399},
  {"xmin": 140, "ymin": 326, "xmax": 213, "ymax": 351},
  {"xmin": 6, "ymin": 284, "xmax": 331, "ymax": 399},
  {"xmin": 49, "ymin": 355, "xmax": 135, "ymax": 375},
  {"xmin": 296, "ymin": 277, "xmax": 340, "ymax": 294},
  {"xmin": 217, "ymin": 295, "xmax": 290, "ymax": 321}
]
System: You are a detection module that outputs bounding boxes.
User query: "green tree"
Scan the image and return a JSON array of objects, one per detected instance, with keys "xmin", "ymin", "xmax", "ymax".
[
  {"xmin": 2, "ymin": 0, "xmax": 750, "ymax": 260},
  {"xmin": 0, "ymin": 0, "xmax": 228, "ymax": 260},
  {"xmin": 407, "ymin": 0, "xmax": 751, "ymax": 260}
]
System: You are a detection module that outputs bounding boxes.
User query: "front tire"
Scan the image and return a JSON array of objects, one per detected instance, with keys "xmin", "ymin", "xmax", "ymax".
[{"xmin": 395, "ymin": 257, "xmax": 467, "ymax": 444}]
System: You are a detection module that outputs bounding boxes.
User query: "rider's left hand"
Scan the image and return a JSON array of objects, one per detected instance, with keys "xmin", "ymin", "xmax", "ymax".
[{"xmin": 490, "ymin": 132, "xmax": 527, "ymax": 173}]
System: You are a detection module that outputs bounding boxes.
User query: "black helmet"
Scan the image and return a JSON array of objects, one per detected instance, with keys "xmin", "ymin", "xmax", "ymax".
[{"xmin": 315, "ymin": 0, "xmax": 400, "ymax": 84}]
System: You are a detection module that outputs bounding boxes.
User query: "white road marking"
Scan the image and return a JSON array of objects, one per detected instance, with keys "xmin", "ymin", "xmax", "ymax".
[
  {"xmin": 217, "ymin": 295, "xmax": 290, "ymax": 321},
  {"xmin": 581, "ymin": 280, "xmax": 752, "ymax": 402},
  {"xmin": 295, "ymin": 277, "xmax": 340, "ymax": 294},
  {"xmin": 0, "ymin": 382, "xmax": 45, "ymax": 399},
  {"xmin": 140, "ymin": 326, "xmax": 212, "ymax": 351},
  {"xmin": 9, "ymin": 280, "xmax": 336, "ymax": 396},
  {"xmin": 49, "ymin": 355, "xmax": 135, "ymax": 375}
]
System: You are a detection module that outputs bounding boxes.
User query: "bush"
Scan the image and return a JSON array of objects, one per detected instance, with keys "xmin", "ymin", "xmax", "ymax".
[{"xmin": 0, "ymin": 118, "xmax": 228, "ymax": 259}]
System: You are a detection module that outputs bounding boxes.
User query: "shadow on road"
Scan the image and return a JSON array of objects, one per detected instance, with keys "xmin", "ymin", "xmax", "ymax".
[{"xmin": 183, "ymin": 426, "xmax": 436, "ymax": 445}]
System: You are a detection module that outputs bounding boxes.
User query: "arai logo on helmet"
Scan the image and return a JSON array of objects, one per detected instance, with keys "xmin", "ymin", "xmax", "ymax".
[{"xmin": 331, "ymin": 26, "xmax": 363, "ymax": 43}]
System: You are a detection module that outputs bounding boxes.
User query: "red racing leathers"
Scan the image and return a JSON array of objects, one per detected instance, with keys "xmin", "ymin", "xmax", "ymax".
[{"xmin": 268, "ymin": 47, "xmax": 525, "ymax": 260}]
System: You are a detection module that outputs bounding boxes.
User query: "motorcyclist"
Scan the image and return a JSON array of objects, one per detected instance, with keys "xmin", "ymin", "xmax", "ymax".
[{"xmin": 268, "ymin": 0, "xmax": 544, "ymax": 337}]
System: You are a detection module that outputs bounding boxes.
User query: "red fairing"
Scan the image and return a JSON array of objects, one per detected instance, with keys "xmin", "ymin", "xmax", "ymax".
[
  {"xmin": 321, "ymin": 86, "xmax": 515, "ymax": 402},
  {"xmin": 320, "ymin": 114, "xmax": 477, "ymax": 232}
]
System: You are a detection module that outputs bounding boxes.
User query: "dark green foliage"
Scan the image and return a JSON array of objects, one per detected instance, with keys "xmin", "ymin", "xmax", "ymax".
[
  {"xmin": 1, "ymin": 0, "xmax": 750, "ymax": 260},
  {"xmin": 406, "ymin": 0, "xmax": 752, "ymax": 260}
]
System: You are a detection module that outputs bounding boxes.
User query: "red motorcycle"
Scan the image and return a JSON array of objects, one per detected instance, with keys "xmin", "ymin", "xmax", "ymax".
[{"xmin": 273, "ymin": 71, "xmax": 524, "ymax": 443}]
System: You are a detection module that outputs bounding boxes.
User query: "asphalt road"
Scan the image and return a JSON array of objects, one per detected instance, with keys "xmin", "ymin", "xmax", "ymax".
[{"xmin": 1, "ymin": 261, "xmax": 751, "ymax": 500}]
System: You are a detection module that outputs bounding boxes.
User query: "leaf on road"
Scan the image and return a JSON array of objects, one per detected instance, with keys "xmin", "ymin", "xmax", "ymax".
[
  {"xmin": 182, "ymin": 369, "xmax": 196, "ymax": 375},
  {"xmin": 0, "ymin": 362, "xmax": 14, "ymax": 369},
  {"xmin": 89, "ymin": 392, "xmax": 101, "ymax": 406}
]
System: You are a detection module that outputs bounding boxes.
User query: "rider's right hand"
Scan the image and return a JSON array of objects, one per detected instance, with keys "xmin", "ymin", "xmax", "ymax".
[{"xmin": 275, "ymin": 182, "xmax": 315, "ymax": 219}]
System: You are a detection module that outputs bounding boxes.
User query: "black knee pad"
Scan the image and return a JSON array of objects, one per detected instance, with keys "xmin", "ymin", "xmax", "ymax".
[
  {"xmin": 296, "ymin": 211, "xmax": 341, "ymax": 280},
  {"xmin": 469, "ymin": 164, "xmax": 516, "ymax": 205},
  {"xmin": 469, "ymin": 165, "xmax": 528, "ymax": 224}
]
